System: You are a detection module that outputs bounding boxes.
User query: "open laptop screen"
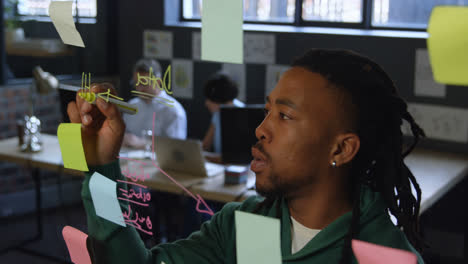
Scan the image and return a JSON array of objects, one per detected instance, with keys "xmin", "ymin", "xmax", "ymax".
[{"xmin": 220, "ymin": 104, "xmax": 265, "ymax": 164}]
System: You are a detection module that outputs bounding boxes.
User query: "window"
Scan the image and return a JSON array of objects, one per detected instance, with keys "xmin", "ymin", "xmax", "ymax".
[
  {"xmin": 372, "ymin": 0, "xmax": 468, "ymax": 28},
  {"xmin": 182, "ymin": 0, "xmax": 468, "ymax": 29},
  {"xmin": 243, "ymin": 0, "xmax": 296, "ymax": 22},
  {"xmin": 183, "ymin": 0, "xmax": 295, "ymax": 22},
  {"xmin": 302, "ymin": 0, "xmax": 362, "ymax": 23},
  {"xmin": 17, "ymin": 0, "xmax": 97, "ymax": 18}
]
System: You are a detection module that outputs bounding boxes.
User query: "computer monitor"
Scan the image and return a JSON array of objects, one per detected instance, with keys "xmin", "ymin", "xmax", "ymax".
[{"xmin": 220, "ymin": 104, "xmax": 265, "ymax": 164}]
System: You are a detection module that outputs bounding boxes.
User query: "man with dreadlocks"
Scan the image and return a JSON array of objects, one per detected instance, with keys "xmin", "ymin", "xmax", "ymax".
[{"xmin": 69, "ymin": 49, "xmax": 425, "ymax": 263}]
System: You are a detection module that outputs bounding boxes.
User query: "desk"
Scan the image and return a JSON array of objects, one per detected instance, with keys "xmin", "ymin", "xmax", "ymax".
[
  {"xmin": 403, "ymin": 148, "xmax": 468, "ymax": 213},
  {"xmin": 0, "ymin": 134, "xmax": 82, "ymax": 176},
  {"xmin": 190, "ymin": 171, "xmax": 256, "ymax": 203},
  {"xmin": 0, "ymin": 135, "xmax": 467, "ymax": 211},
  {"xmin": 0, "ymin": 134, "xmax": 251, "ymax": 203}
]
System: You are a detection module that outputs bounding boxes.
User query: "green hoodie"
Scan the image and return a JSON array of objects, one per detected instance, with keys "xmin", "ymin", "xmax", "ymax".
[{"xmin": 83, "ymin": 161, "xmax": 424, "ymax": 264}]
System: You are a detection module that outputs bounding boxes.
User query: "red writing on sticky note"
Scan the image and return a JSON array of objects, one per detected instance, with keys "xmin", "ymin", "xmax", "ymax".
[
  {"xmin": 62, "ymin": 226, "xmax": 91, "ymax": 264},
  {"xmin": 352, "ymin": 239, "xmax": 417, "ymax": 264}
]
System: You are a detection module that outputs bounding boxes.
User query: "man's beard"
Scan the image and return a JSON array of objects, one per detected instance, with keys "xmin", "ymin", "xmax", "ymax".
[
  {"xmin": 252, "ymin": 141, "xmax": 307, "ymax": 200},
  {"xmin": 255, "ymin": 170, "xmax": 303, "ymax": 200}
]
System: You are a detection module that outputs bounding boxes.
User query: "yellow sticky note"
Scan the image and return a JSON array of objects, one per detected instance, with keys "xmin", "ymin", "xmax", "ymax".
[
  {"xmin": 57, "ymin": 123, "xmax": 88, "ymax": 171},
  {"xmin": 201, "ymin": 0, "xmax": 243, "ymax": 64},
  {"xmin": 427, "ymin": 6, "xmax": 468, "ymax": 86}
]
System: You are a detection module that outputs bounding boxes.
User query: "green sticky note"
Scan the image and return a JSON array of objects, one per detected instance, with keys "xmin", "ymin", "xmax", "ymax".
[
  {"xmin": 57, "ymin": 123, "xmax": 88, "ymax": 171},
  {"xmin": 89, "ymin": 172, "xmax": 125, "ymax": 226},
  {"xmin": 201, "ymin": 0, "xmax": 243, "ymax": 64},
  {"xmin": 427, "ymin": 6, "xmax": 468, "ymax": 86},
  {"xmin": 235, "ymin": 211, "xmax": 282, "ymax": 264}
]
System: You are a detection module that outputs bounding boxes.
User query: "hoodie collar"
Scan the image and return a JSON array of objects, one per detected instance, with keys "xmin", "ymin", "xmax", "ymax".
[{"xmin": 281, "ymin": 186, "xmax": 387, "ymax": 260}]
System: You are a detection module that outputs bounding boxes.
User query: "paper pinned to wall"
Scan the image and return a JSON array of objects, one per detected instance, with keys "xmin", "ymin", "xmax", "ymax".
[
  {"xmin": 89, "ymin": 172, "xmax": 126, "ymax": 227},
  {"xmin": 427, "ymin": 6, "xmax": 468, "ymax": 86},
  {"xmin": 265, "ymin": 64, "xmax": 290, "ymax": 97},
  {"xmin": 57, "ymin": 123, "xmax": 88, "ymax": 171},
  {"xmin": 352, "ymin": 239, "xmax": 417, "ymax": 264},
  {"xmin": 235, "ymin": 211, "xmax": 282, "ymax": 264},
  {"xmin": 171, "ymin": 59, "xmax": 194, "ymax": 99},
  {"xmin": 143, "ymin": 30, "xmax": 173, "ymax": 59},
  {"xmin": 222, "ymin": 63, "xmax": 246, "ymax": 101},
  {"xmin": 402, "ymin": 103, "xmax": 468, "ymax": 143},
  {"xmin": 202, "ymin": 0, "xmax": 243, "ymax": 64},
  {"xmin": 62, "ymin": 226, "xmax": 92, "ymax": 264},
  {"xmin": 414, "ymin": 49, "xmax": 446, "ymax": 98},
  {"xmin": 244, "ymin": 33, "xmax": 276, "ymax": 64},
  {"xmin": 48, "ymin": 1, "xmax": 85, "ymax": 47},
  {"xmin": 192, "ymin": 32, "xmax": 201, "ymax": 60}
]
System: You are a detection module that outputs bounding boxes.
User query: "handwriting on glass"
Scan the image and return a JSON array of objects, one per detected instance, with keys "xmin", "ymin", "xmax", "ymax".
[
  {"xmin": 80, "ymin": 68, "xmax": 174, "ymax": 107},
  {"xmin": 115, "ymin": 112, "xmax": 215, "ymax": 217},
  {"xmin": 132, "ymin": 65, "xmax": 174, "ymax": 107},
  {"xmin": 80, "ymin": 72, "xmax": 123, "ymax": 103},
  {"xmin": 118, "ymin": 158, "xmax": 153, "ymax": 236},
  {"xmin": 82, "ymin": 72, "xmax": 91, "ymax": 92},
  {"xmin": 135, "ymin": 65, "xmax": 172, "ymax": 95}
]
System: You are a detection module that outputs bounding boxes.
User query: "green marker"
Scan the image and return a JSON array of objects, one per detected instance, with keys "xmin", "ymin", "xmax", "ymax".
[{"xmin": 59, "ymin": 84, "xmax": 138, "ymax": 115}]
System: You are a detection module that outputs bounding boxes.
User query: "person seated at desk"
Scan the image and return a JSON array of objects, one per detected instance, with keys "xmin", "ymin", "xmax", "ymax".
[
  {"xmin": 123, "ymin": 58, "xmax": 187, "ymax": 148},
  {"xmin": 68, "ymin": 49, "xmax": 425, "ymax": 263},
  {"xmin": 202, "ymin": 72, "xmax": 245, "ymax": 154}
]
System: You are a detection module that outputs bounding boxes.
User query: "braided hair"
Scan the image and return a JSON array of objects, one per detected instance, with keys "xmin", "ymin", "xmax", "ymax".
[{"xmin": 253, "ymin": 49, "xmax": 425, "ymax": 263}]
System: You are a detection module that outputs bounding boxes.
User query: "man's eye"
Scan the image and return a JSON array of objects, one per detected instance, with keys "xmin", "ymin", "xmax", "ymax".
[
  {"xmin": 280, "ymin": 113, "xmax": 291, "ymax": 120},
  {"xmin": 263, "ymin": 108, "xmax": 269, "ymax": 116}
]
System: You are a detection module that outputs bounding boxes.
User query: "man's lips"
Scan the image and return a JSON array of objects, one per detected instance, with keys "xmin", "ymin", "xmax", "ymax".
[{"xmin": 251, "ymin": 147, "xmax": 268, "ymax": 173}]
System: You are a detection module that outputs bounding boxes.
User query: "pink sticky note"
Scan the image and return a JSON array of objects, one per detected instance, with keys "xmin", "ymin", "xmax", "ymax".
[
  {"xmin": 62, "ymin": 226, "xmax": 92, "ymax": 264},
  {"xmin": 352, "ymin": 239, "xmax": 417, "ymax": 264}
]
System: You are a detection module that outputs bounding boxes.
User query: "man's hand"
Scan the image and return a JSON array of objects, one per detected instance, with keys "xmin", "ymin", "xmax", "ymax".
[{"xmin": 67, "ymin": 83, "xmax": 125, "ymax": 166}]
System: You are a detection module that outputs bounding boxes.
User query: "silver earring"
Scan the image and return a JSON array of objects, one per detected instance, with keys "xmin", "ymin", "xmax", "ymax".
[{"xmin": 331, "ymin": 161, "xmax": 337, "ymax": 167}]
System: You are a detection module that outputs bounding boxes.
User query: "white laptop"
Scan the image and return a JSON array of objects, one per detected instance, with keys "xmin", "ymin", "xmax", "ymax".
[{"xmin": 155, "ymin": 136, "xmax": 225, "ymax": 177}]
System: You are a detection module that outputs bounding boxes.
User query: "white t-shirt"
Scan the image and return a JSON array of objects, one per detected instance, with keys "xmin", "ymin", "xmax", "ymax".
[
  {"xmin": 290, "ymin": 216, "xmax": 321, "ymax": 254},
  {"xmin": 123, "ymin": 92, "xmax": 187, "ymax": 139}
]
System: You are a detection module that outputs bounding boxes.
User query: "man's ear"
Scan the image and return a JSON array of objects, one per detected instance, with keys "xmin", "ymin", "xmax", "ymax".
[{"xmin": 329, "ymin": 133, "xmax": 360, "ymax": 167}]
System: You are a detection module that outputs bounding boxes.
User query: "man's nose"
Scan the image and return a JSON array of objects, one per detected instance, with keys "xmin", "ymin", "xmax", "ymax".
[{"xmin": 255, "ymin": 118, "xmax": 271, "ymax": 142}]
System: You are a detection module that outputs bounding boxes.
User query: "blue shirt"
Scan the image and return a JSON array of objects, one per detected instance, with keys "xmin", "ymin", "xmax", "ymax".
[{"xmin": 212, "ymin": 99, "xmax": 245, "ymax": 153}]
